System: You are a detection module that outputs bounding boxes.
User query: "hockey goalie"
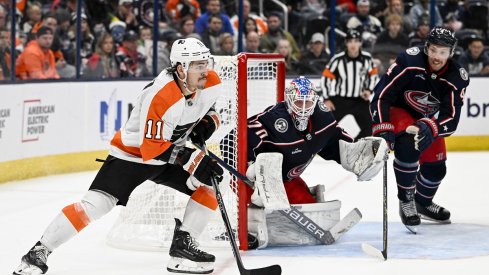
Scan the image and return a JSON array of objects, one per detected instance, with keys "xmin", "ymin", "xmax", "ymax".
[{"xmin": 244, "ymin": 76, "xmax": 389, "ymax": 249}]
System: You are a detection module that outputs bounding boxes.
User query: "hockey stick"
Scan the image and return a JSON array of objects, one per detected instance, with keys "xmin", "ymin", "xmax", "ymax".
[
  {"xmin": 202, "ymin": 143, "xmax": 282, "ymax": 275},
  {"xmin": 199, "ymin": 146, "xmax": 360, "ymax": 245},
  {"xmin": 361, "ymin": 161, "xmax": 388, "ymax": 260}
]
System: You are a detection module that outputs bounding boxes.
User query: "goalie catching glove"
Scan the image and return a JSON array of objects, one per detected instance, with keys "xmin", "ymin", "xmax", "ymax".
[
  {"xmin": 339, "ymin": 137, "xmax": 389, "ymax": 181},
  {"xmin": 180, "ymin": 148, "xmax": 224, "ymax": 190}
]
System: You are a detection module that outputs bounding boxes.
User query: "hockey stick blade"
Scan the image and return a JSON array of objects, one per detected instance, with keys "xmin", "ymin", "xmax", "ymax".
[
  {"xmin": 202, "ymin": 144, "xmax": 282, "ymax": 275},
  {"xmin": 240, "ymin": 264, "xmax": 282, "ymax": 275},
  {"xmin": 361, "ymin": 243, "xmax": 386, "ymax": 260}
]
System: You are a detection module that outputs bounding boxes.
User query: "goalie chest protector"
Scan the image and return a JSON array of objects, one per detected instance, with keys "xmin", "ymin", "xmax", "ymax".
[{"xmin": 248, "ymin": 102, "xmax": 341, "ymax": 181}]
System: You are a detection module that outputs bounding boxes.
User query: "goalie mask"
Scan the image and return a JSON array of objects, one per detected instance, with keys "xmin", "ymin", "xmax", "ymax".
[
  {"xmin": 285, "ymin": 77, "xmax": 319, "ymax": 131},
  {"xmin": 170, "ymin": 37, "xmax": 211, "ymax": 93}
]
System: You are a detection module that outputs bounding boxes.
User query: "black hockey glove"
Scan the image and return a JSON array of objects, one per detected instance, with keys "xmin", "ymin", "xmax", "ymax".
[
  {"xmin": 406, "ymin": 118, "xmax": 438, "ymax": 152},
  {"xmin": 189, "ymin": 113, "xmax": 219, "ymax": 147},
  {"xmin": 181, "ymin": 148, "xmax": 224, "ymax": 187},
  {"xmin": 372, "ymin": 122, "xmax": 395, "ymax": 150}
]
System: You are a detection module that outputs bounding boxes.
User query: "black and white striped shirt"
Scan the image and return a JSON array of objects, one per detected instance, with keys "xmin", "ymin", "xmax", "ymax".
[{"xmin": 321, "ymin": 51, "xmax": 379, "ymax": 99}]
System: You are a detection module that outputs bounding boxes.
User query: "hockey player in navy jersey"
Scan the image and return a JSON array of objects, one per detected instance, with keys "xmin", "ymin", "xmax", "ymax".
[
  {"xmin": 246, "ymin": 76, "xmax": 389, "ymax": 211},
  {"xmin": 370, "ymin": 26, "xmax": 470, "ymax": 232}
]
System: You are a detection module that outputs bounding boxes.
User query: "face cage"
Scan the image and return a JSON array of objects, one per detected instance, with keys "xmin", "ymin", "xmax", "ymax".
[{"xmin": 285, "ymin": 92, "xmax": 318, "ymax": 131}]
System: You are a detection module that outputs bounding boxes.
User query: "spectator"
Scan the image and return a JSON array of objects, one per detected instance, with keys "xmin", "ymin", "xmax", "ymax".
[
  {"xmin": 375, "ymin": 14, "xmax": 409, "ymax": 47},
  {"xmin": 0, "ymin": 28, "xmax": 11, "ymax": 80},
  {"xmin": 16, "ymin": 26, "xmax": 59, "ymax": 80},
  {"xmin": 137, "ymin": 26, "xmax": 152, "ymax": 65},
  {"xmin": 230, "ymin": 0, "xmax": 267, "ymax": 36},
  {"xmin": 178, "ymin": 15, "xmax": 197, "ymax": 38},
  {"xmin": 0, "ymin": 5, "xmax": 6, "ymax": 30},
  {"xmin": 320, "ymin": 29, "xmax": 378, "ymax": 140},
  {"xmin": 135, "ymin": 0, "xmax": 168, "ymax": 29},
  {"xmin": 275, "ymin": 38, "xmax": 298, "ymax": 75},
  {"xmin": 83, "ymin": 32, "xmax": 119, "ymax": 78},
  {"xmin": 296, "ymin": 32, "xmax": 329, "ymax": 75},
  {"xmin": 109, "ymin": 19, "xmax": 127, "ymax": 46},
  {"xmin": 408, "ymin": 18, "xmax": 430, "ymax": 47},
  {"xmin": 165, "ymin": 0, "xmax": 201, "ymax": 27},
  {"xmin": 244, "ymin": 31, "xmax": 261, "ymax": 53},
  {"xmin": 439, "ymin": 0, "xmax": 465, "ymax": 24},
  {"xmin": 379, "ymin": 0, "xmax": 413, "ymax": 35},
  {"xmin": 458, "ymin": 35, "xmax": 489, "ymax": 75},
  {"xmin": 215, "ymin": 32, "xmax": 235, "ymax": 55},
  {"xmin": 260, "ymin": 12, "xmax": 300, "ymax": 60},
  {"xmin": 346, "ymin": 0, "xmax": 383, "ymax": 49},
  {"xmin": 409, "ymin": 0, "xmax": 443, "ymax": 27},
  {"xmin": 115, "ymin": 30, "xmax": 149, "ymax": 77},
  {"xmin": 153, "ymin": 29, "xmax": 182, "ymax": 72},
  {"xmin": 373, "ymin": 14, "xmax": 409, "ymax": 74},
  {"xmin": 21, "ymin": 2, "xmax": 42, "ymax": 34},
  {"xmin": 111, "ymin": 0, "xmax": 139, "ymax": 33},
  {"xmin": 201, "ymin": 14, "xmax": 227, "ymax": 54},
  {"xmin": 69, "ymin": 12, "xmax": 95, "ymax": 67},
  {"xmin": 195, "ymin": 0, "xmax": 234, "ymax": 36}
]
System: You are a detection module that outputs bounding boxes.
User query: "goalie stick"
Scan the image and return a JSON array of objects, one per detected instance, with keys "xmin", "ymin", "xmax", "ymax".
[
  {"xmin": 199, "ymin": 146, "xmax": 361, "ymax": 246},
  {"xmin": 203, "ymin": 143, "xmax": 282, "ymax": 275},
  {"xmin": 361, "ymin": 161, "xmax": 388, "ymax": 260}
]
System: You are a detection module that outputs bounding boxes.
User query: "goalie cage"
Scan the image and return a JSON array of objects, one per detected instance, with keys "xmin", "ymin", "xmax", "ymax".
[{"xmin": 106, "ymin": 53, "xmax": 286, "ymax": 251}]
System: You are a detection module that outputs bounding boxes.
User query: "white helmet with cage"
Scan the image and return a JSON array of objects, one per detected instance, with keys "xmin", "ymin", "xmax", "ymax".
[{"xmin": 285, "ymin": 76, "xmax": 319, "ymax": 131}]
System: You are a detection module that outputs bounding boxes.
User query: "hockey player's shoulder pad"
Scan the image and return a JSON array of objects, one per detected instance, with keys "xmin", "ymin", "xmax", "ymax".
[{"xmin": 399, "ymin": 47, "xmax": 425, "ymax": 68}]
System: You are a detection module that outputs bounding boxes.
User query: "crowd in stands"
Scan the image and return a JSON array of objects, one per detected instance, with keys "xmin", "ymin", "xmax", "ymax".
[{"xmin": 0, "ymin": 0, "xmax": 488, "ymax": 81}]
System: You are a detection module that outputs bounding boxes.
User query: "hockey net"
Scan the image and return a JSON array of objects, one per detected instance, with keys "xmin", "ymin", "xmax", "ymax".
[{"xmin": 106, "ymin": 53, "xmax": 285, "ymax": 251}]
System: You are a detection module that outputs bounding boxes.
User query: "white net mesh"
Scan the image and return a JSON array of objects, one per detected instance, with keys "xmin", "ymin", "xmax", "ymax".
[{"xmin": 106, "ymin": 54, "xmax": 283, "ymax": 251}]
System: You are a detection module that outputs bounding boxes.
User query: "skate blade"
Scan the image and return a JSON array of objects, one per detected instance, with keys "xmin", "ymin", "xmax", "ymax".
[
  {"xmin": 13, "ymin": 262, "xmax": 44, "ymax": 275},
  {"xmin": 419, "ymin": 214, "xmax": 451, "ymax": 224},
  {"xmin": 404, "ymin": 224, "xmax": 418, "ymax": 234},
  {"xmin": 167, "ymin": 257, "xmax": 214, "ymax": 274}
]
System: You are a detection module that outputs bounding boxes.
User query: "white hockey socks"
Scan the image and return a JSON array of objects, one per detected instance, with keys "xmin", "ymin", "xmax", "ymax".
[
  {"xmin": 40, "ymin": 190, "xmax": 117, "ymax": 251},
  {"xmin": 180, "ymin": 186, "xmax": 217, "ymax": 238}
]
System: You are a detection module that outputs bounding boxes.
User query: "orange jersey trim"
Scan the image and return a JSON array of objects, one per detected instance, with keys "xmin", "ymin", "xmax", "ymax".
[
  {"xmin": 140, "ymin": 81, "xmax": 183, "ymax": 161},
  {"xmin": 191, "ymin": 186, "xmax": 218, "ymax": 210},
  {"xmin": 62, "ymin": 203, "xmax": 91, "ymax": 232}
]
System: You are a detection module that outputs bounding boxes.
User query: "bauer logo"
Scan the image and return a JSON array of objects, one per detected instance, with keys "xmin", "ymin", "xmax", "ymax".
[
  {"xmin": 22, "ymin": 100, "xmax": 55, "ymax": 142},
  {"xmin": 100, "ymin": 89, "xmax": 122, "ymax": 141}
]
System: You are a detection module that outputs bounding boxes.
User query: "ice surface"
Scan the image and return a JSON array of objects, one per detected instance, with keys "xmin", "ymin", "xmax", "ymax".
[{"xmin": 1, "ymin": 152, "xmax": 488, "ymax": 275}]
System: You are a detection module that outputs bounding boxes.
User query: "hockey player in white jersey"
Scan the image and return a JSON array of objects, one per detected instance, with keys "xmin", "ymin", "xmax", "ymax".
[{"xmin": 13, "ymin": 38, "xmax": 225, "ymax": 275}]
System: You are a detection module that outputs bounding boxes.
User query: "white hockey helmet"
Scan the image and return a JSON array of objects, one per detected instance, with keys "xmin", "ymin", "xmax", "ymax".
[{"xmin": 170, "ymin": 37, "xmax": 211, "ymax": 72}]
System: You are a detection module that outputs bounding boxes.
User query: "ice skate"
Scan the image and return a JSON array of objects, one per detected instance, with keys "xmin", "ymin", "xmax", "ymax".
[
  {"xmin": 13, "ymin": 241, "xmax": 51, "ymax": 275},
  {"xmin": 399, "ymin": 200, "xmax": 420, "ymax": 234},
  {"xmin": 167, "ymin": 218, "xmax": 215, "ymax": 274},
  {"xmin": 416, "ymin": 201, "xmax": 451, "ymax": 224}
]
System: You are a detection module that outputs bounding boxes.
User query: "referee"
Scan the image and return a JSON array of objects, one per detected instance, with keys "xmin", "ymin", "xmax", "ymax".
[{"xmin": 320, "ymin": 29, "xmax": 379, "ymax": 140}]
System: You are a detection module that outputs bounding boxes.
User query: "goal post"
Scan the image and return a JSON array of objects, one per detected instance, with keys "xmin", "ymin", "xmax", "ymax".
[{"xmin": 106, "ymin": 53, "xmax": 285, "ymax": 251}]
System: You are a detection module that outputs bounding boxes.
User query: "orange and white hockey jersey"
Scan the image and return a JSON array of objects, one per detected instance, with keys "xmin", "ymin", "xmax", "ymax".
[{"xmin": 109, "ymin": 69, "xmax": 222, "ymax": 165}]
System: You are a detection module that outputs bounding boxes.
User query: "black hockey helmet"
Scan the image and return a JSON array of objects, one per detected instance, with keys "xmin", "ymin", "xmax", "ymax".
[
  {"xmin": 425, "ymin": 26, "xmax": 458, "ymax": 56},
  {"xmin": 345, "ymin": 29, "xmax": 362, "ymax": 41}
]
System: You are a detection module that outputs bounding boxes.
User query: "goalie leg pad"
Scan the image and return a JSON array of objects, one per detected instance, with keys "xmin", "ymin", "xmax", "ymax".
[
  {"xmin": 339, "ymin": 137, "xmax": 389, "ymax": 181},
  {"xmin": 248, "ymin": 207, "xmax": 269, "ymax": 249},
  {"xmin": 265, "ymin": 201, "xmax": 341, "ymax": 246}
]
